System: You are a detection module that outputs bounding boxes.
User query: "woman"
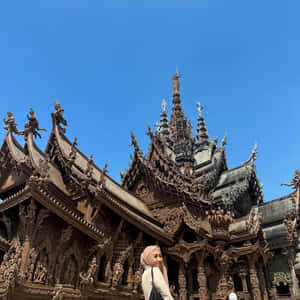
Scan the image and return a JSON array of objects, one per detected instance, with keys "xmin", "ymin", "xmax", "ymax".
[{"xmin": 140, "ymin": 245, "xmax": 174, "ymax": 300}]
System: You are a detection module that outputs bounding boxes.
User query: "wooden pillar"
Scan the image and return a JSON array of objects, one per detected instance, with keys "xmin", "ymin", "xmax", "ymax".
[
  {"xmin": 257, "ymin": 264, "xmax": 269, "ymax": 300},
  {"xmin": 127, "ymin": 264, "xmax": 134, "ymax": 289},
  {"xmin": 178, "ymin": 261, "xmax": 187, "ymax": 300},
  {"xmin": 19, "ymin": 235, "xmax": 30, "ymax": 278},
  {"xmin": 197, "ymin": 264, "xmax": 208, "ymax": 300},
  {"xmin": 248, "ymin": 256, "xmax": 262, "ymax": 300}
]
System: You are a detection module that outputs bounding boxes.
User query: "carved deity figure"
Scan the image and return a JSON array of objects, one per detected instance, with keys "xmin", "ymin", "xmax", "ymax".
[
  {"xmin": 34, "ymin": 261, "xmax": 48, "ymax": 283},
  {"xmin": 112, "ymin": 262, "xmax": 124, "ymax": 287},
  {"xmin": 27, "ymin": 108, "xmax": 46, "ymax": 138},
  {"xmin": 3, "ymin": 111, "xmax": 19, "ymax": 134},
  {"xmin": 133, "ymin": 268, "xmax": 143, "ymax": 293},
  {"xmin": 197, "ymin": 103, "xmax": 203, "ymax": 117},
  {"xmin": 162, "ymin": 99, "xmax": 166, "ymax": 112},
  {"xmin": 53, "ymin": 101, "xmax": 67, "ymax": 133},
  {"xmin": 79, "ymin": 256, "xmax": 97, "ymax": 288},
  {"xmin": 172, "ymin": 72, "xmax": 180, "ymax": 94}
]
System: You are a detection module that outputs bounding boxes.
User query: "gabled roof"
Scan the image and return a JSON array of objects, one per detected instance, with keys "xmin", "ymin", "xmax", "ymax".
[{"xmin": 0, "ymin": 106, "xmax": 174, "ymax": 245}]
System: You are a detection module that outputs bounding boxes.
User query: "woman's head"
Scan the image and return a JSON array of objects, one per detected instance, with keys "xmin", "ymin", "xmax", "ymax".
[
  {"xmin": 140, "ymin": 245, "xmax": 162, "ymax": 269},
  {"xmin": 140, "ymin": 245, "xmax": 169, "ymax": 286}
]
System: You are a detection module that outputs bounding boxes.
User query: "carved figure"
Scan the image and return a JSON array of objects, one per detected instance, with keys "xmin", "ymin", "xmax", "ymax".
[
  {"xmin": 282, "ymin": 169, "xmax": 300, "ymax": 190},
  {"xmin": 197, "ymin": 102, "xmax": 203, "ymax": 117},
  {"xmin": 79, "ymin": 256, "xmax": 97, "ymax": 288},
  {"xmin": 162, "ymin": 99, "xmax": 166, "ymax": 112},
  {"xmin": 34, "ymin": 259, "xmax": 48, "ymax": 283},
  {"xmin": 172, "ymin": 72, "xmax": 180, "ymax": 94},
  {"xmin": 3, "ymin": 111, "xmax": 19, "ymax": 134},
  {"xmin": 53, "ymin": 101, "xmax": 67, "ymax": 133},
  {"xmin": 85, "ymin": 154, "xmax": 94, "ymax": 178},
  {"xmin": 112, "ymin": 262, "xmax": 124, "ymax": 287},
  {"xmin": 27, "ymin": 108, "xmax": 46, "ymax": 138},
  {"xmin": 133, "ymin": 268, "xmax": 143, "ymax": 293}
]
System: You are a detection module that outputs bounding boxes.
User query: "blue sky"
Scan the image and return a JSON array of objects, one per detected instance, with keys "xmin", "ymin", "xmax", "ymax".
[{"xmin": 0, "ymin": 1, "xmax": 299, "ymax": 201}]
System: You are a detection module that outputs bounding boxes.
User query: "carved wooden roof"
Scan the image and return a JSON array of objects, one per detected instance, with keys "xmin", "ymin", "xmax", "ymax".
[{"xmin": 0, "ymin": 106, "xmax": 174, "ymax": 245}]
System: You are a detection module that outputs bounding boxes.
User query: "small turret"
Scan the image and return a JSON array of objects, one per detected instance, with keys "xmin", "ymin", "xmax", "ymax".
[
  {"xmin": 158, "ymin": 99, "xmax": 170, "ymax": 138},
  {"xmin": 195, "ymin": 102, "xmax": 210, "ymax": 151}
]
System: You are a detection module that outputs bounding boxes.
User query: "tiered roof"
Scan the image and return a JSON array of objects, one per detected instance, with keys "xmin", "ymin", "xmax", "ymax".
[
  {"xmin": 122, "ymin": 73, "xmax": 263, "ymax": 216},
  {"xmin": 0, "ymin": 105, "xmax": 173, "ymax": 244}
]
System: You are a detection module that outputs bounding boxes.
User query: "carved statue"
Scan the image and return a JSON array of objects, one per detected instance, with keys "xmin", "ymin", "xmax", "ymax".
[
  {"xmin": 27, "ymin": 108, "xmax": 46, "ymax": 138},
  {"xmin": 172, "ymin": 72, "xmax": 180, "ymax": 95},
  {"xmin": 85, "ymin": 154, "xmax": 94, "ymax": 179},
  {"xmin": 197, "ymin": 103, "xmax": 203, "ymax": 117},
  {"xmin": 97, "ymin": 163, "xmax": 108, "ymax": 193},
  {"xmin": 282, "ymin": 169, "xmax": 300, "ymax": 190},
  {"xmin": 130, "ymin": 131, "xmax": 139, "ymax": 152},
  {"xmin": 53, "ymin": 101, "xmax": 67, "ymax": 133},
  {"xmin": 79, "ymin": 256, "xmax": 97, "ymax": 288},
  {"xmin": 34, "ymin": 259, "xmax": 48, "ymax": 283},
  {"xmin": 162, "ymin": 99, "xmax": 166, "ymax": 112},
  {"xmin": 38, "ymin": 156, "xmax": 50, "ymax": 180},
  {"xmin": 112, "ymin": 262, "xmax": 124, "ymax": 287},
  {"xmin": 3, "ymin": 111, "xmax": 19, "ymax": 134},
  {"xmin": 133, "ymin": 268, "xmax": 143, "ymax": 293}
]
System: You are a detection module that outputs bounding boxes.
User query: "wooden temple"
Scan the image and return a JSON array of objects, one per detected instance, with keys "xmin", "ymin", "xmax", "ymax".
[{"xmin": 0, "ymin": 74, "xmax": 299, "ymax": 300}]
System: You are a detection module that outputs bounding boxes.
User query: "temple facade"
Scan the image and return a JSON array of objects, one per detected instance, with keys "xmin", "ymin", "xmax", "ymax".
[{"xmin": 0, "ymin": 74, "xmax": 299, "ymax": 300}]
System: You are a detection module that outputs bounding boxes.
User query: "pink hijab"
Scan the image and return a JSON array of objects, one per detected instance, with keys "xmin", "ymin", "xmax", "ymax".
[{"xmin": 140, "ymin": 245, "xmax": 169, "ymax": 286}]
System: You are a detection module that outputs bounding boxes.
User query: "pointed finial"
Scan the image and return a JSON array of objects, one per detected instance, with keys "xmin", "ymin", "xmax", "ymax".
[
  {"xmin": 197, "ymin": 102, "xmax": 203, "ymax": 117},
  {"xmin": 162, "ymin": 99, "xmax": 166, "ymax": 112},
  {"xmin": 249, "ymin": 144, "xmax": 258, "ymax": 161},
  {"xmin": 129, "ymin": 131, "xmax": 139, "ymax": 152},
  {"xmin": 147, "ymin": 125, "xmax": 154, "ymax": 138},
  {"xmin": 221, "ymin": 134, "xmax": 227, "ymax": 147}
]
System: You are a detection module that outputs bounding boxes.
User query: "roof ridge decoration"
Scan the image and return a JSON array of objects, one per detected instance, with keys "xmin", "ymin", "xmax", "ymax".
[
  {"xmin": 3, "ymin": 111, "xmax": 20, "ymax": 135},
  {"xmin": 27, "ymin": 108, "xmax": 46, "ymax": 139},
  {"xmin": 243, "ymin": 144, "xmax": 258, "ymax": 165},
  {"xmin": 52, "ymin": 101, "xmax": 68, "ymax": 134}
]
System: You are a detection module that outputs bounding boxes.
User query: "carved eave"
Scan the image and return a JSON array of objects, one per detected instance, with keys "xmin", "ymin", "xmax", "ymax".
[
  {"xmin": 123, "ymin": 134, "xmax": 211, "ymax": 207},
  {"xmin": 193, "ymin": 146, "xmax": 228, "ymax": 192},
  {"xmin": 228, "ymin": 207, "xmax": 264, "ymax": 243},
  {"xmin": 27, "ymin": 131, "xmax": 69, "ymax": 195},
  {"xmin": 213, "ymin": 157, "xmax": 263, "ymax": 208},
  {"xmin": 0, "ymin": 131, "xmax": 31, "ymax": 195},
  {"xmin": 44, "ymin": 111, "xmax": 174, "ymax": 244},
  {"xmin": 89, "ymin": 185, "xmax": 173, "ymax": 245},
  {"xmin": 259, "ymin": 193, "xmax": 298, "ymax": 249}
]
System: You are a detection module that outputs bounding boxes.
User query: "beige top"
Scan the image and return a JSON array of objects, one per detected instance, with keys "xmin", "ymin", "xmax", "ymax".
[{"xmin": 142, "ymin": 267, "xmax": 174, "ymax": 300}]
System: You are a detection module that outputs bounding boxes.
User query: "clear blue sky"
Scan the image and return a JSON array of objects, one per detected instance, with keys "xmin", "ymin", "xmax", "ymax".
[{"xmin": 0, "ymin": 1, "xmax": 299, "ymax": 202}]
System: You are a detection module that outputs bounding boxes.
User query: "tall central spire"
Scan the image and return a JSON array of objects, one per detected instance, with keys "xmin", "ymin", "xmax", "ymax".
[{"xmin": 169, "ymin": 72, "xmax": 191, "ymax": 143}]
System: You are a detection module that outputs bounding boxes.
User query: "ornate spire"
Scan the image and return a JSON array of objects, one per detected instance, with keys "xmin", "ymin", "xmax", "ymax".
[
  {"xmin": 169, "ymin": 73, "xmax": 191, "ymax": 143},
  {"xmin": 158, "ymin": 99, "xmax": 169, "ymax": 138},
  {"xmin": 196, "ymin": 102, "xmax": 210, "ymax": 150}
]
